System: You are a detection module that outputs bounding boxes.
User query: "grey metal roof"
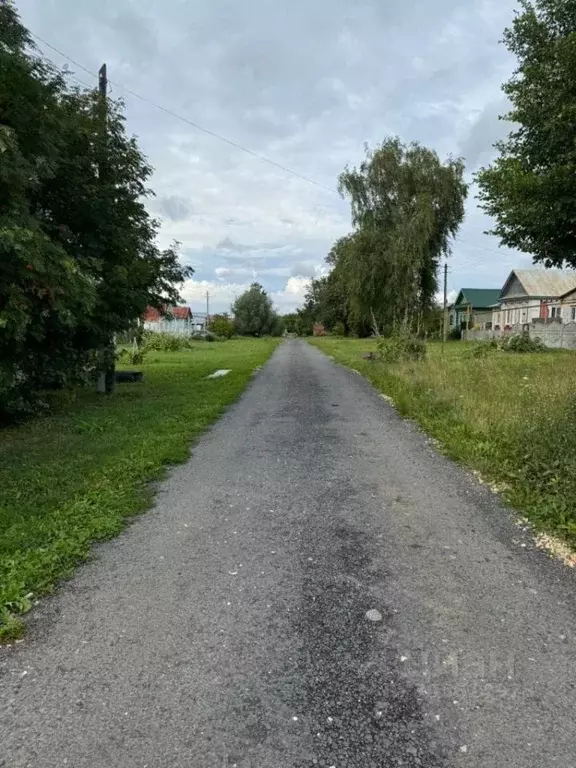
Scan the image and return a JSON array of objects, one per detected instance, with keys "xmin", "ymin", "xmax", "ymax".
[{"xmin": 504, "ymin": 269, "xmax": 576, "ymax": 298}]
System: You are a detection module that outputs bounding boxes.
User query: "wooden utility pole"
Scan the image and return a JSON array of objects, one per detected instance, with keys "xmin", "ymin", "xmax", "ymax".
[
  {"xmin": 96, "ymin": 63, "xmax": 116, "ymax": 394},
  {"xmin": 206, "ymin": 290, "xmax": 210, "ymax": 328},
  {"xmin": 442, "ymin": 261, "xmax": 448, "ymax": 351}
]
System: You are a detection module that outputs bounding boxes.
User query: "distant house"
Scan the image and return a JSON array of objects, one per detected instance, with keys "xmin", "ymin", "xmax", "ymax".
[
  {"xmin": 560, "ymin": 286, "xmax": 576, "ymax": 323},
  {"xmin": 492, "ymin": 269, "xmax": 576, "ymax": 329},
  {"xmin": 450, "ymin": 288, "xmax": 501, "ymax": 330},
  {"xmin": 143, "ymin": 305, "xmax": 195, "ymax": 335},
  {"xmin": 143, "ymin": 306, "xmax": 192, "ymax": 323}
]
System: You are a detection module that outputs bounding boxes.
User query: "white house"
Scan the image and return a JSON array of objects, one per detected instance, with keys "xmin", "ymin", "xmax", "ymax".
[
  {"xmin": 492, "ymin": 269, "xmax": 576, "ymax": 329},
  {"xmin": 561, "ymin": 285, "xmax": 576, "ymax": 322}
]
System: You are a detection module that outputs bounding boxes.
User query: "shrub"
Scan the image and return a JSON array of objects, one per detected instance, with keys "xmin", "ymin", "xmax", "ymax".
[
  {"xmin": 208, "ymin": 315, "xmax": 235, "ymax": 339},
  {"xmin": 503, "ymin": 332, "xmax": 546, "ymax": 353},
  {"xmin": 190, "ymin": 331, "xmax": 220, "ymax": 342},
  {"xmin": 117, "ymin": 342, "xmax": 147, "ymax": 365},
  {"xmin": 466, "ymin": 340, "xmax": 498, "ymax": 358},
  {"xmin": 142, "ymin": 331, "xmax": 189, "ymax": 352},
  {"xmin": 449, "ymin": 328, "xmax": 462, "ymax": 340},
  {"xmin": 332, "ymin": 322, "xmax": 346, "ymax": 337},
  {"xmin": 377, "ymin": 335, "xmax": 427, "ymax": 363}
]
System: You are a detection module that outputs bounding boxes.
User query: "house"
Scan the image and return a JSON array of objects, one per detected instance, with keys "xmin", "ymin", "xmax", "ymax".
[
  {"xmin": 143, "ymin": 305, "xmax": 195, "ymax": 334},
  {"xmin": 450, "ymin": 288, "xmax": 501, "ymax": 330},
  {"xmin": 560, "ymin": 286, "xmax": 576, "ymax": 323},
  {"xmin": 143, "ymin": 306, "xmax": 192, "ymax": 323},
  {"xmin": 492, "ymin": 269, "xmax": 576, "ymax": 329}
]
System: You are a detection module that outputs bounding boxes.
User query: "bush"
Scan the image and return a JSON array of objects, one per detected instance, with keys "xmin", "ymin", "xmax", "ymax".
[
  {"xmin": 117, "ymin": 342, "xmax": 147, "ymax": 365},
  {"xmin": 502, "ymin": 332, "xmax": 546, "ymax": 354},
  {"xmin": 332, "ymin": 322, "xmax": 346, "ymax": 337},
  {"xmin": 448, "ymin": 328, "xmax": 462, "ymax": 340},
  {"xmin": 377, "ymin": 335, "xmax": 427, "ymax": 363},
  {"xmin": 466, "ymin": 340, "xmax": 498, "ymax": 358},
  {"xmin": 142, "ymin": 331, "xmax": 189, "ymax": 352},
  {"xmin": 208, "ymin": 315, "xmax": 235, "ymax": 339},
  {"xmin": 190, "ymin": 331, "xmax": 220, "ymax": 342}
]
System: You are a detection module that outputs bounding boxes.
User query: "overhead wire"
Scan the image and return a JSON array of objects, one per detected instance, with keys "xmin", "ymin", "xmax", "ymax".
[
  {"xmin": 29, "ymin": 31, "xmax": 339, "ymax": 196},
  {"xmin": 28, "ymin": 30, "xmax": 521, "ymax": 267}
]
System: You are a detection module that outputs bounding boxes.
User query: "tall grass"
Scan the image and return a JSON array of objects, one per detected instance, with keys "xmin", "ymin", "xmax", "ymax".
[{"xmin": 310, "ymin": 338, "xmax": 576, "ymax": 543}]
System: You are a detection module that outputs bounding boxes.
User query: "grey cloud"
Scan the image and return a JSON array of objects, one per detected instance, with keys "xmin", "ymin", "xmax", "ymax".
[
  {"xmin": 156, "ymin": 195, "xmax": 192, "ymax": 222},
  {"xmin": 19, "ymin": 0, "xmax": 521, "ymax": 306},
  {"xmin": 459, "ymin": 98, "xmax": 512, "ymax": 171},
  {"xmin": 291, "ymin": 262, "xmax": 319, "ymax": 278}
]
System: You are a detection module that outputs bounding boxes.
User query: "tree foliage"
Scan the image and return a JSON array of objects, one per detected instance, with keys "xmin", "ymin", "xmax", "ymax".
[
  {"xmin": 335, "ymin": 139, "xmax": 467, "ymax": 335},
  {"xmin": 477, "ymin": 0, "xmax": 576, "ymax": 268},
  {"xmin": 0, "ymin": 1, "xmax": 192, "ymax": 419},
  {"xmin": 298, "ymin": 139, "xmax": 466, "ymax": 337},
  {"xmin": 232, "ymin": 283, "xmax": 277, "ymax": 336},
  {"xmin": 208, "ymin": 313, "xmax": 235, "ymax": 338}
]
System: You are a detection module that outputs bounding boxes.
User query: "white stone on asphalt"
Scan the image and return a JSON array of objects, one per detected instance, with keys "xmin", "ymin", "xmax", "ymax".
[{"xmin": 365, "ymin": 609, "xmax": 383, "ymax": 622}]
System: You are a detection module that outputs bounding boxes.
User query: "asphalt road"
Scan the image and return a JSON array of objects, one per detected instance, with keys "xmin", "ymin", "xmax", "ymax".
[{"xmin": 2, "ymin": 339, "xmax": 576, "ymax": 767}]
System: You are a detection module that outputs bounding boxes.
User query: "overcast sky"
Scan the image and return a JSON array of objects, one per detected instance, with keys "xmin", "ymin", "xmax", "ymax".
[{"xmin": 18, "ymin": 0, "xmax": 531, "ymax": 313}]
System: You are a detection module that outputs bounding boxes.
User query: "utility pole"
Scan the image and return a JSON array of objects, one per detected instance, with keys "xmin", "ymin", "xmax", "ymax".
[
  {"xmin": 96, "ymin": 63, "xmax": 116, "ymax": 394},
  {"xmin": 442, "ymin": 261, "xmax": 448, "ymax": 352},
  {"xmin": 206, "ymin": 290, "xmax": 210, "ymax": 329}
]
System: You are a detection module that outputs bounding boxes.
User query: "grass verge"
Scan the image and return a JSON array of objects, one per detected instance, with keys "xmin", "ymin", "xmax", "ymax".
[
  {"xmin": 310, "ymin": 337, "xmax": 576, "ymax": 545},
  {"xmin": 0, "ymin": 338, "xmax": 279, "ymax": 641}
]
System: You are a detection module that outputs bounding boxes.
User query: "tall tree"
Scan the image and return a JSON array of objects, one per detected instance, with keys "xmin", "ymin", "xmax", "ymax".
[
  {"xmin": 299, "ymin": 271, "xmax": 348, "ymax": 332},
  {"xmin": 232, "ymin": 283, "xmax": 277, "ymax": 336},
  {"xmin": 338, "ymin": 138, "xmax": 467, "ymax": 334},
  {"xmin": 477, "ymin": 0, "xmax": 576, "ymax": 268},
  {"xmin": 0, "ymin": 1, "xmax": 192, "ymax": 419}
]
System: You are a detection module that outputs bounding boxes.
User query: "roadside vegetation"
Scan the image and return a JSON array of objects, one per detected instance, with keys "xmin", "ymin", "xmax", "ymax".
[
  {"xmin": 0, "ymin": 338, "xmax": 279, "ymax": 641},
  {"xmin": 310, "ymin": 337, "xmax": 576, "ymax": 545}
]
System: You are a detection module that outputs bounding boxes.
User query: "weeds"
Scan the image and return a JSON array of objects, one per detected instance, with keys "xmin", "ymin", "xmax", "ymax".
[
  {"xmin": 309, "ymin": 337, "xmax": 576, "ymax": 544},
  {"xmin": 377, "ymin": 335, "xmax": 427, "ymax": 363}
]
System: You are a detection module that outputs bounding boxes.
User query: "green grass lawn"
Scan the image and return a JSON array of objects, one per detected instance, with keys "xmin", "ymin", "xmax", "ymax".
[
  {"xmin": 0, "ymin": 338, "xmax": 279, "ymax": 641},
  {"xmin": 310, "ymin": 337, "xmax": 576, "ymax": 545}
]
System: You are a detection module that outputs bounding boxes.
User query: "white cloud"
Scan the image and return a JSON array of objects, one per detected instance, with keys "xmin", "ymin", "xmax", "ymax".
[
  {"xmin": 271, "ymin": 276, "xmax": 312, "ymax": 312},
  {"xmin": 20, "ymin": 0, "xmax": 523, "ymax": 301},
  {"xmin": 181, "ymin": 279, "xmax": 248, "ymax": 314},
  {"xmin": 181, "ymin": 275, "xmax": 311, "ymax": 315}
]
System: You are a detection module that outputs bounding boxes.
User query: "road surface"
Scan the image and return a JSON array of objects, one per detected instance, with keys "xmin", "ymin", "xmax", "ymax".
[{"xmin": 2, "ymin": 339, "xmax": 576, "ymax": 767}]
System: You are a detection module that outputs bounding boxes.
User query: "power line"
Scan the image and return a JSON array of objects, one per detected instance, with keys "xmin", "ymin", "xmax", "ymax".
[{"xmin": 29, "ymin": 32, "xmax": 338, "ymax": 195}]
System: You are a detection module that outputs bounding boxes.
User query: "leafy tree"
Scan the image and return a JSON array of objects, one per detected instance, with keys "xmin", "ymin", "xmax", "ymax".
[
  {"xmin": 1, "ymin": 2, "xmax": 95, "ymax": 416},
  {"xmin": 477, "ymin": 0, "xmax": 576, "ymax": 268},
  {"xmin": 0, "ymin": 1, "xmax": 192, "ymax": 419},
  {"xmin": 337, "ymin": 138, "xmax": 467, "ymax": 334},
  {"xmin": 208, "ymin": 313, "xmax": 235, "ymax": 338},
  {"xmin": 232, "ymin": 283, "xmax": 277, "ymax": 336},
  {"xmin": 299, "ymin": 270, "xmax": 348, "ymax": 333},
  {"xmin": 294, "ymin": 311, "xmax": 313, "ymax": 337},
  {"xmin": 281, "ymin": 313, "xmax": 298, "ymax": 333}
]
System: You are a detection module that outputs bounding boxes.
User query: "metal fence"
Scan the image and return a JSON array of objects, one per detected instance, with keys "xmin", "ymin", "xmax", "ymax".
[{"xmin": 465, "ymin": 322, "xmax": 576, "ymax": 350}]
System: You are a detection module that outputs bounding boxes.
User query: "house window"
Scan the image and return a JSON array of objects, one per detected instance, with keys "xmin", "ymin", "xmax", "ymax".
[{"xmin": 572, "ymin": 307, "xmax": 576, "ymax": 321}]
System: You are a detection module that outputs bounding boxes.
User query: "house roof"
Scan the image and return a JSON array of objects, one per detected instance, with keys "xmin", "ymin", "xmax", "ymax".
[
  {"xmin": 171, "ymin": 306, "xmax": 192, "ymax": 320},
  {"xmin": 501, "ymin": 269, "xmax": 576, "ymax": 299},
  {"xmin": 560, "ymin": 285, "xmax": 576, "ymax": 301},
  {"xmin": 143, "ymin": 305, "xmax": 192, "ymax": 321},
  {"xmin": 143, "ymin": 306, "xmax": 162, "ymax": 322},
  {"xmin": 454, "ymin": 288, "xmax": 501, "ymax": 309}
]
